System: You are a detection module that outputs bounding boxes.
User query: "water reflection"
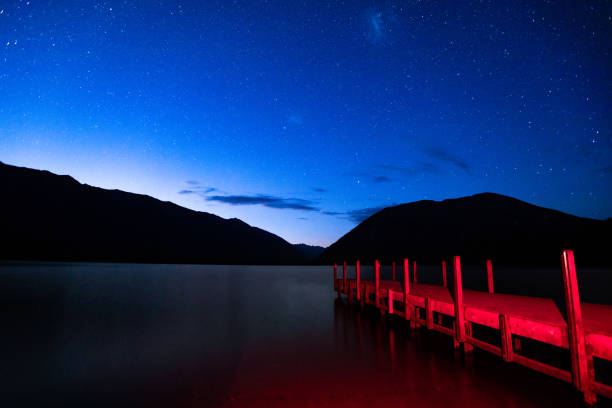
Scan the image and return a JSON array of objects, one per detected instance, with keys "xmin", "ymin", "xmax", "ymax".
[{"xmin": 0, "ymin": 263, "xmax": 598, "ymax": 407}]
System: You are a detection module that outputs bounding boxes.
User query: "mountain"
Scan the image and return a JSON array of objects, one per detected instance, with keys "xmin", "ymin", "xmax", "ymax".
[
  {"xmin": 293, "ymin": 243, "xmax": 326, "ymax": 260},
  {"xmin": 0, "ymin": 162, "xmax": 306, "ymax": 265},
  {"xmin": 316, "ymin": 193, "xmax": 611, "ymax": 267}
]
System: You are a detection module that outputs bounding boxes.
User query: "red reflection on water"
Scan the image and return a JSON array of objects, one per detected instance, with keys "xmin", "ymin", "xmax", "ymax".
[{"xmin": 169, "ymin": 299, "xmax": 584, "ymax": 408}]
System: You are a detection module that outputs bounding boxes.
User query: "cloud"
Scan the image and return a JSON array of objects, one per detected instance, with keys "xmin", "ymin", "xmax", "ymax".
[
  {"xmin": 378, "ymin": 162, "xmax": 441, "ymax": 176},
  {"xmin": 313, "ymin": 187, "xmax": 327, "ymax": 193},
  {"xmin": 322, "ymin": 210, "xmax": 343, "ymax": 216},
  {"xmin": 346, "ymin": 206, "xmax": 387, "ymax": 223},
  {"xmin": 178, "ymin": 184, "xmax": 217, "ymax": 196},
  {"xmin": 594, "ymin": 166, "xmax": 612, "ymax": 174},
  {"xmin": 372, "ymin": 175, "xmax": 392, "ymax": 183},
  {"xmin": 424, "ymin": 147, "xmax": 470, "ymax": 173},
  {"xmin": 322, "ymin": 206, "xmax": 388, "ymax": 223},
  {"xmin": 186, "ymin": 180, "xmax": 200, "ymax": 185},
  {"xmin": 206, "ymin": 194, "xmax": 319, "ymax": 212}
]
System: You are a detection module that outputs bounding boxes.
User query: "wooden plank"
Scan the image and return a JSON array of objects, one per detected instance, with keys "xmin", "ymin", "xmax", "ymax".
[
  {"xmin": 413, "ymin": 260, "xmax": 418, "ymax": 283},
  {"xmin": 407, "ymin": 294, "xmax": 425, "ymax": 308},
  {"xmin": 582, "ymin": 302, "xmax": 612, "ymax": 338},
  {"xmin": 509, "ymin": 315, "xmax": 569, "ymax": 349},
  {"xmin": 466, "ymin": 335, "xmax": 501, "ymax": 356},
  {"xmin": 411, "ymin": 283, "xmax": 454, "ymax": 304},
  {"xmin": 592, "ymin": 381, "xmax": 612, "ymax": 400},
  {"xmin": 388, "ymin": 288, "xmax": 394, "ymax": 314},
  {"xmin": 587, "ymin": 333, "xmax": 612, "ymax": 360},
  {"xmin": 466, "ymin": 307, "xmax": 499, "ymax": 329},
  {"xmin": 463, "ymin": 290, "xmax": 566, "ymax": 327},
  {"xmin": 433, "ymin": 324, "xmax": 455, "ymax": 337},
  {"xmin": 513, "ymin": 354, "xmax": 573, "ymax": 384}
]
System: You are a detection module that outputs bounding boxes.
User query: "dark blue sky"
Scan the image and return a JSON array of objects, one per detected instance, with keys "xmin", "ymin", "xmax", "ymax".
[{"xmin": 1, "ymin": 1, "xmax": 610, "ymax": 246}]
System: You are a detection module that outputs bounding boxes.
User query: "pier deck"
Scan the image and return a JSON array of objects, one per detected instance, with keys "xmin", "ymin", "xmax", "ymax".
[{"xmin": 333, "ymin": 250, "xmax": 612, "ymax": 405}]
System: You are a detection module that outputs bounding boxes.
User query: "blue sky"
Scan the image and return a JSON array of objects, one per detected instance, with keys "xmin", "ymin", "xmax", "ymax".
[{"xmin": 1, "ymin": 1, "xmax": 610, "ymax": 246}]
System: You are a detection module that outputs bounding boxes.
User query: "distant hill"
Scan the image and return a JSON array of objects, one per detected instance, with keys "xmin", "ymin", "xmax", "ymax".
[
  {"xmin": 0, "ymin": 162, "xmax": 306, "ymax": 265},
  {"xmin": 294, "ymin": 243, "xmax": 326, "ymax": 260},
  {"xmin": 316, "ymin": 193, "xmax": 610, "ymax": 267}
]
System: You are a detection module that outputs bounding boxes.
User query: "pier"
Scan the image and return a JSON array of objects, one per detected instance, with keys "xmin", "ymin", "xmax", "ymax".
[{"xmin": 333, "ymin": 250, "xmax": 612, "ymax": 405}]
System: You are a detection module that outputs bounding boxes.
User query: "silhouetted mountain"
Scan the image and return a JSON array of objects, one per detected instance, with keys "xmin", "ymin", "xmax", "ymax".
[
  {"xmin": 293, "ymin": 243, "xmax": 326, "ymax": 260},
  {"xmin": 0, "ymin": 162, "xmax": 306, "ymax": 265},
  {"xmin": 316, "ymin": 193, "xmax": 610, "ymax": 267}
]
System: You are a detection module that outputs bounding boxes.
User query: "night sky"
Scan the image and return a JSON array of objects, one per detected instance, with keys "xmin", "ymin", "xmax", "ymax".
[{"xmin": 1, "ymin": 1, "xmax": 610, "ymax": 246}]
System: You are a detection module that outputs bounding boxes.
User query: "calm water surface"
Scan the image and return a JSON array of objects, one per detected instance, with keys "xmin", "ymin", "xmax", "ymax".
[{"xmin": 1, "ymin": 262, "xmax": 609, "ymax": 407}]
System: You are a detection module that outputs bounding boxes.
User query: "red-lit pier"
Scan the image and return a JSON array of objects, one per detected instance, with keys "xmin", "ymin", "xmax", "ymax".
[{"xmin": 333, "ymin": 250, "xmax": 612, "ymax": 405}]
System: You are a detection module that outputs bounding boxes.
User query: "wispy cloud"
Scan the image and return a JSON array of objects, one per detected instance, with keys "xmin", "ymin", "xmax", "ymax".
[
  {"xmin": 322, "ymin": 210, "xmax": 343, "ymax": 216},
  {"xmin": 345, "ymin": 206, "xmax": 387, "ymax": 223},
  {"xmin": 424, "ymin": 147, "xmax": 470, "ymax": 173},
  {"xmin": 179, "ymin": 182, "xmax": 218, "ymax": 196},
  {"xmin": 206, "ymin": 194, "xmax": 319, "ymax": 212},
  {"xmin": 378, "ymin": 162, "xmax": 441, "ymax": 176},
  {"xmin": 594, "ymin": 166, "xmax": 612, "ymax": 174},
  {"xmin": 372, "ymin": 175, "xmax": 392, "ymax": 183},
  {"xmin": 322, "ymin": 205, "xmax": 388, "ymax": 223},
  {"xmin": 313, "ymin": 187, "xmax": 327, "ymax": 193}
]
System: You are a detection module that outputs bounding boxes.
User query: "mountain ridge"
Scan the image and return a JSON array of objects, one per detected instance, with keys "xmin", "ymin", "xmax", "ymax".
[
  {"xmin": 0, "ymin": 162, "xmax": 306, "ymax": 265},
  {"xmin": 316, "ymin": 192, "xmax": 610, "ymax": 267}
]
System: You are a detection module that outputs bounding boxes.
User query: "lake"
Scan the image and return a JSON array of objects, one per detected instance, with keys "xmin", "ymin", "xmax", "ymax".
[{"xmin": 1, "ymin": 262, "xmax": 609, "ymax": 407}]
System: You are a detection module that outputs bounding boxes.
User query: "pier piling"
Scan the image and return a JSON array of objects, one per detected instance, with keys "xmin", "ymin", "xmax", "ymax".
[{"xmin": 487, "ymin": 259, "xmax": 494, "ymax": 294}]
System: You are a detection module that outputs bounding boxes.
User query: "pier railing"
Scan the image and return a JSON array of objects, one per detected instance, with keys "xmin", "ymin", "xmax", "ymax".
[{"xmin": 332, "ymin": 250, "xmax": 612, "ymax": 406}]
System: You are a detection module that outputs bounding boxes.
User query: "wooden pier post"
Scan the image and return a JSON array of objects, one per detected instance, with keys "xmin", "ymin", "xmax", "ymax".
[
  {"xmin": 413, "ymin": 260, "xmax": 418, "ymax": 283},
  {"xmin": 442, "ymin": 260, "xmax": 447, "ymax": 288},
  {"xmin": 500, "ymin": 313, "xmax": 514, "ymax": 362},
  {"xmin": 487, "ymin": 259, "xmax": 494, "ymax": 294},
  {"xmin": 561, "ymin": 249, "xmax": 592, "ymax": 403},
  {"xmin": 403, "ymin": 258, "xmax": 410, "ymax": 321},
  {"xmin": 453, "ymin": 256, "xmax": 466, "ymax": 345},
  {"xmin": 343, "ymin": 261, "xmax": 347, "ymax": 295},
  {"xmin": 388, "ymin": 288, "xmax": 394, "ymax": 314},
  {"xmin": 356, "ymin": 260, "xmax": 361, "ymax": 302},
  {"xmin": 393, "ymin": 261, "xmax": 396, "ymax": 281},
  {"xmin": 426, "ymin": 297, "xmax": 433, "ymax": 330},
  {"xmin": 375, "ymin": 259, "xmax": 381, "ymax": 308}
]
